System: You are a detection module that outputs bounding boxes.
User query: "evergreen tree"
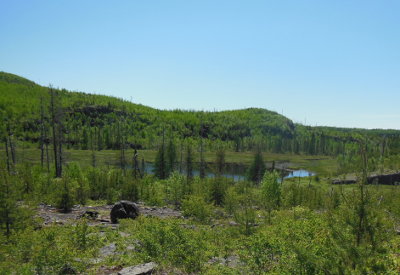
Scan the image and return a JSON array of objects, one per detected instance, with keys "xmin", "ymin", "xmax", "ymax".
[
  {"xmin": 199, "ymin": 120, "xmax": 206, "ymax": 178},
  {"xmin": 97, "ymin": 127, "xmax": 104, "ymax": 150},
  {"xmin": 185, "ymin": 141, "xmax": 194, "ymax": 184},
  {"xmin": 215, "ymin": 148, "xmax": 225, "ymax": 176},
  {"xmin": 166, "ymin": 138, "xmax": 177, "ymax": 176},
  {"xmin": 56, "ymin": 178, "xmax": 74, "ymax": 213},
  {"xmin": 261, "ymin": 170, "xmax": 281, "ymax": 223},
  {"xmin": 132, "ymin": 149, "xmax": 140, "ymax": 178},
  {"xmin": 154, "ymin": 131, "xmax": 167, "ymax": 179},
  {"xmin": 0, "ymin": 167, "xmax": 16, "ymax": 236},
  {"xmin": 247, "ymin": 149, "xmax": 266, "ymax": 184},
  {"xmin": 141, "ymin": 158, "xmax": 146, "ymax": 177},
  {"xmin": 81, "ymin": 127, "xmax": 89, "ymax": 150}
]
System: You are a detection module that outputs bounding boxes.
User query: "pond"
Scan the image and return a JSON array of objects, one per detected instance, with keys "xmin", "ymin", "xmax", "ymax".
[
  {"xmin": 141, "ymin": 162, "xmax": 314, "ymax": 181},
  {"xmin": 285, "ymin": 169, "xmax": 314, "ymax": 179}
]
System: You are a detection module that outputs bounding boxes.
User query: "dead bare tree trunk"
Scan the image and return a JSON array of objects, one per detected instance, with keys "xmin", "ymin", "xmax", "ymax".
[
  {"xmin": 4, "ymin": 137, "xmax": 11, "ymax": 174},
  {"xmin": 45, "ymin": 141, "xmax": 50, "ymax": 173},
  {"xmin": 199, "ymin": 119, "xmax": 206, "ymax": 179},
  {"xmin": 40, "ymin": 96, "xmax": 46, "ymax": 168},
  {"xmin": 6, "ymin": 124, "xmax": 16, "ymax": 169},
  {"xmin": 50, "ymin": 87, "xmax": 63, "ymax": 178}
]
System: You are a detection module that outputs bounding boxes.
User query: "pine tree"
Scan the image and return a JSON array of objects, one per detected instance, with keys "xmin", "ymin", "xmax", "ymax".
[
  {"xmin": 0, "ymin": 168, "xmax": 15, "ymax": 236},
  {"xmin": 247, "ymin": 149, "xmax": 266, "ymax": 184},
  {"xmin": 185, "ymin": 141, "xmax": 194, "ymax": 184},
  {"xmin": 199, "ymin": 120, "xmax": 206, "ymax": 178},
  {"xmin": 132, "ymin": 149, "xmax": 140, "ymax": 178},
  {"xmin": 261, "ymin": 170, "xmax": 281, "ymax": 223},
  {"xmin": 154, "ymin": 129, "xmax": 167, "ymax": 179},
  {"xmin": 166, "ymin": 138, "xmax": 177, "ymax": 176},
  {"xmin": 82, "ymin": 127, "xmax": 89, "ymax": 150},
  {"xmin": 215, "ymin": 148, "xmax": 225, "ymax": 176}
]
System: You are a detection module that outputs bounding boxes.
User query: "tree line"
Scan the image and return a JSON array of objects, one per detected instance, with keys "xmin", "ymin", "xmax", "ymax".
[{"xmin": 2, "ymin": 71, "xmax": 400, "ymax": 157}]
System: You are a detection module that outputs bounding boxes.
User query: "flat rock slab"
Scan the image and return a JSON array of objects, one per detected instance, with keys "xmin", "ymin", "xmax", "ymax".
[
  {"xmin": 117, "ymin": 262, "xmax": 157, "ymax": 275},
  {"xmin": 141, "ymin": 206, "xmax": 182, "ymax": 219},
  {"xmin": 99, "ymin": 243, "xmax": 117, "ymax": 257},
  {"xmin": 36, "ymin": 203, "xmax": 182, "ymax": 227},
  {"xmin": 208, "ymin": 256, "xmax": 240, "ymax": 268}
]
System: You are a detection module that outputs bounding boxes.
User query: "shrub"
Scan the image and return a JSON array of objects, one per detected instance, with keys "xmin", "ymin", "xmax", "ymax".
[
  {"xmin": 165, "ymin": 172, "xmax": 185, "ymax": 205},
  {"xmin": 182, "ymin": 195, "xmax": 213, "ymax": 223},
  {"xmin": 53, "ymin": 178, "xmax": 75, "ymax": 213},
  {"xmin": 209, "ymin": 177, "xmax": 228, "ymax": 206},
  {"xmin": 125, "ymin": 217, "xmax": 208, "ymax": 273}
]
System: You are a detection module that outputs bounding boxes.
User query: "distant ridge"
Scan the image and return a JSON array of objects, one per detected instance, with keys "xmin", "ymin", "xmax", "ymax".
[{"xmin": 1, "ymin": 71, "xmax": 399, "ymax": 155}]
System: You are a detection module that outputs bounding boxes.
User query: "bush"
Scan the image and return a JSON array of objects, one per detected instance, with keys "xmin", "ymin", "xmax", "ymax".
[
  {"xmin": 121, "ymin": 179, "xmax": 139, "ymax": 202},
  {"xmin": 209, "ymin": 177, "xmax": 228, "ymax": 206},
  {"xmin": 182, "ymin": 195, "xmax": 213, "ymax": 223},
  {"xmin": 224, "ymin": 186, "xmax": 239, "ymax": 215},
  {"xmin": 165, "ymin": 172, "xmax": 185, "ymax": 205},
  {"xmin": 53, "ymin": 178, "xmax": 75, "ymax": 213},
  {"xmin": 124, "ymin": 217, "xmax": 208, "ymax": 273},
  {"xmin": 65, "ymin": 162, "xmax": 89, "ymax": 205}
]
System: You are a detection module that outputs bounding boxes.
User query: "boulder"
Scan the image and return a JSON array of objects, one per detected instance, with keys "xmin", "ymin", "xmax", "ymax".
[
  {"xmin": 117, "ymin": 262, "xmax": 157, "ymax": 275},
  {"xmin": 110, "ymin": 201, "xmax": 140, "ymax": 224}
]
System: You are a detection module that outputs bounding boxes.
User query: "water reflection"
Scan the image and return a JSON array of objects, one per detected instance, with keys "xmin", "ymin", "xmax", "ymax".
[{"xmin": 142, "ymin": 162, "xmax": 314, "ymax": 181}]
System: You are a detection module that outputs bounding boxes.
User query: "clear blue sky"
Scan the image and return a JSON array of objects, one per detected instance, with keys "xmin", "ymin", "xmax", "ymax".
[{"xmin": 1, "ymin": 0, "xmax": 399, "ymax": 129}]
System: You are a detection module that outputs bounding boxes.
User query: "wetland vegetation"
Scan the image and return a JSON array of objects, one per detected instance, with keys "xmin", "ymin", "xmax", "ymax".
[{"xmin": 1, "ymin": 72, "xmax": 400, "ymax": 274}]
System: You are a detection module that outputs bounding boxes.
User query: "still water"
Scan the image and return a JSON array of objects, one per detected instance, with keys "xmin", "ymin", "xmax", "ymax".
[{"xmin": 141, "ymin": 163, "xmax": 314, "ymax": 181}]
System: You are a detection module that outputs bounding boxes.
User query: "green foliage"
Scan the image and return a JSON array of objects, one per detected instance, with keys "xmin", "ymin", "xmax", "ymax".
[
  {"xmin": 261, "ymin": 171, "xmax": 281, "ymax": 222},
  {"xmin": 122, "ymin": 217, "xmax": 209, "ymax": 273},
  {"xmin": 182, "ymin": 195, "xmax": 213, "ymax": 223},
  {"xmin": 1, "ymin": 72, "xmax": 400, "ymax": 273},
  {"xmin": 0, "ymin": 168, "xmax": 33, "ymax": 236},
  {"xmin": 240, "ymin": 207, "xmax": 333, "ymax": 273},
  {"xmin": 209, "ymin": 177, "xmax": 228, "ymax": 206},
  {"xmin": 140, "ymin": 179, "xmax": 165, "ymax": 206},
  {"xmin": 215, "ymin": 148, "xmax": 225, "ymax": 176},
  {"xmin": 4, "ymin": 71, "xmax": 399, "ymax": 156},
  {"xmin": 0, "ymin": 222, "xmax": 100, "ymax": 274},
  {"xmin": 185, "ymin": 141, "xmax": 194, "ymax": 182},
  {"xmin": 223, "ymin": 186, "xmax": 240, "ymax": 215},
  {"xmin": 165, "ymin": 172, "xmax": 185, "ymax": 205},
  {"xmin": 327, "ymin": 187, "xmax": 396, "ymax": 273},
  {"xmin": 233, "ymin": 183, "xmax": 257, "ymax": 235},
  {"xmin": 154, "ymin": 143, "xmax": 167, "ymax": 179},
  {"xmin": 121, "ymin": 179, "xmax": 139, "ymax": 202},
  {"xmin": 166, "ymin": 138, "xmax": 177, "ymax": 176},
  {"xmin": 54, "ymin": 178, "xmax": 75, "ymax": 213},
  {"xmin": 65, "ymin": 162, "xmax": 89, "ymax": 205},
  {"xmin": 247, "ymin": 150, "xmax": 266, "ymax": 184},
  {"xmin": 261, "ymin": 171, "xmax": 281, "ymax": 208},
  {"xmin": 72, "ymin": 219, "xmax": 92, "ymax": 251},
  {"xmin": 0, "ymin": 159, "xmax": 399, "ymax": 274}
]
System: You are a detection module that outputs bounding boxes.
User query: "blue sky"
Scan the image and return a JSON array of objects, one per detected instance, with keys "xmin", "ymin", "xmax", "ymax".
[{"xmin": 1, "ymin": 0, "xmax": 399, "ymax": 129}]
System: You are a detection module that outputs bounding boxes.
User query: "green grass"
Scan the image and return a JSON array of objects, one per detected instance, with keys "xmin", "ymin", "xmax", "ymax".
[{"xmin": 11, "ymin": 148, "xmax": 338, "ymax": 176}]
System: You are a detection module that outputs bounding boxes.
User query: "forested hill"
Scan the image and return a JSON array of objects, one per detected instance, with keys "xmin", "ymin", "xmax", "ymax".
[{"xmin": 1, "ymin": 71, "xmax": 400, "ymax": 155}]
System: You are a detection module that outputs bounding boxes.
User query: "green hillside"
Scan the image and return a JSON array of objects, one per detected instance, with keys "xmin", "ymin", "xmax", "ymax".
[
  {"xmin": 1, "ymin": 71, "xmax": 399, "ymax": 155},
  {"xmin": 1, "ymin": 72, "xmax": 400, "ymax": 274}
]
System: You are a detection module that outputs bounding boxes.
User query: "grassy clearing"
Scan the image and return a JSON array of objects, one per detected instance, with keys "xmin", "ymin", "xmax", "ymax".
[{"xmin": 12, "ymin": 148, "xmax": 338, "ymax": 176}]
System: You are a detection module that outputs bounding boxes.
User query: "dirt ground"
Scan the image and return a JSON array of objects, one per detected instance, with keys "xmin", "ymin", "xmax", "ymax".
[{"xmin": 36, "ymin": 202, "xmax": 183, "ymax": 226}]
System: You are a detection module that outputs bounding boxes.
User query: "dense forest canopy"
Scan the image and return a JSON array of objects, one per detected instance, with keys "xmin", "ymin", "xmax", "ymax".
[{"xmin": 1, "ymin": 71, "xmax": 400, "ymax": 156}]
